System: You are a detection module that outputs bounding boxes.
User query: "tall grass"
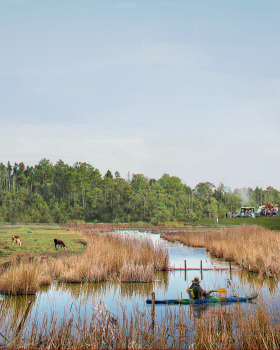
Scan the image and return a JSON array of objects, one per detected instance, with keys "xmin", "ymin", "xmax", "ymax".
[
  {"xmin": 49, "ymin": 227, "xmax": 169, "ymax": 284},
  {"xmin": 2, "ymin": 294, "xmax": 280, "ymax": 349},
  {"xmin": 0, "ymin": 257, "xmax": 42, "ymax": 295},
  {"xmin": 163, "ymin": 224, "xmax": 280, "ymax": 277},
  {"xmin": 0, "ymin": 226, "xmax": 169, "ymax": 294},
  {"xmin": 120, "ymin": 262, "xmax": 154, "ymax": 282}
]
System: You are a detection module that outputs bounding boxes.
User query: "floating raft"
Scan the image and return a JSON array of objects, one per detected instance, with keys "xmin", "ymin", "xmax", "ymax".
[{"xmin": 146, "ymin": 293, "xmax": 259, "ymax": 305}]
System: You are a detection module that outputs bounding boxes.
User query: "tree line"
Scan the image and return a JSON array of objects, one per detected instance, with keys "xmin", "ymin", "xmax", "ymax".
[{"xmin": 0, "ymin": 159, "xmax": 279, "ymax": 224}]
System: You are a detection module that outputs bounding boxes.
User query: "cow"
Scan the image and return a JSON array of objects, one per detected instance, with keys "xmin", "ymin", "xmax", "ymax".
[
  {"xmin": 12, "ymin": 235, "xmax": 21, "ymax": 247},
  {"xmin": 54, "ymin": 238, "xmax": 66, "ymax": 249}
]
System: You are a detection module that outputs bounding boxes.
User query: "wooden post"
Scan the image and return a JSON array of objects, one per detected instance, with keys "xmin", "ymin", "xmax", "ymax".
[
  {"xmin": 151, "ymin": 292, "xmax": 155, "ymax": 331},
  {"xmin": 184, "ymin": 260, "xmax": 187, "ymax": 271},
  {"xmin": 200, "ymin": 260, "xmax": 202, "ymax": 271},
  {"xmin": 229, "ymin": 261, "xmax": 232, "ymax": 271}
]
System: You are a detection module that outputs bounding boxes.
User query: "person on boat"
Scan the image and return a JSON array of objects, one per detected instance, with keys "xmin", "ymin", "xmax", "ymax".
[{"xmin": 187, "ymin": 277, "xmax": 213, "ymax": 299}]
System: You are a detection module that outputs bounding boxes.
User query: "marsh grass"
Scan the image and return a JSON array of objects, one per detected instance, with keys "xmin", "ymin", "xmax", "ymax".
[
  {"xmin": 120, "ymin": 262, "xmax": 154, "ymax": 282},
  {"xmin": 192, "ymin": 298, "xmax": 280, "ymax": 349},
  {"xmin": 164, "ymin": 224, "xmax": 280, "ymax": 277},
  {"xmin": 51, "ymin": 229, "xmax": 169, "ymax": 284},
  {"xmin": 0, "ymin": 259, "xmax": 40, "ymax": 295},
  {"xmin": 2, "ymin": 294, "xmax": 280, "ymax": 349},
  {"xmin": 0, "ymin": 225, "xmax": 169, "ymax": 294}
]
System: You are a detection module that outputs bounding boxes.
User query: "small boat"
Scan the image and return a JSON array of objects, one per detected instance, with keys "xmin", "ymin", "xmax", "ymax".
[{"xmin": 146, "ymin": 293, "xmax": 259, "ymax": 305}]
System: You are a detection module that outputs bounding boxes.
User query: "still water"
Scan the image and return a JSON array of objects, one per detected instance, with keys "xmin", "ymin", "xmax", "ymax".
[{"xmin": 2, "ymin": 230, "xmax": 280, "ymax": 330}]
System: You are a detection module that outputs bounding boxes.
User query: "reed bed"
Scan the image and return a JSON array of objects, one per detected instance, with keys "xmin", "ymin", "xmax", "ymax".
[
  {"xmin": 2, "ymin": 294, "xmax": 280, "ymax": 349},
  {"xmin": 163, "ymin": 224, "xmax": 280, "ymax": 278},
  {"xmin": 0, "ymin": 256, "xmax": 46, "ymax": 295},
  {"xmin": 120, "ymin": 262, "xmax": 154, "ymax": 282},
  {"xmin": 192, "ymin": 298, "xmax": 280, "ymax": 349},
  {"xmin": 47, "ymin": 227, "xmax": 169, "ymax": 285},
  {"xmin": 0, "ymin": 226, "xmax": 169, "ymax": 294}
]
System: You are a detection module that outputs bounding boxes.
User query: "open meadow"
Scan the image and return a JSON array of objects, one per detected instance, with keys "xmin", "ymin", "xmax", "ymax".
[{"xmin": 0, "ymin": 224, "xmax": 86, "ymax": 262}]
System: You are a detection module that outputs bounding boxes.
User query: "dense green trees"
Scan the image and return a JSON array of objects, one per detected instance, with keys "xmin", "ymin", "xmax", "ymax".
[{"xmin": 0, "ymin": 159, "xmax": 278, "ymax": 224}]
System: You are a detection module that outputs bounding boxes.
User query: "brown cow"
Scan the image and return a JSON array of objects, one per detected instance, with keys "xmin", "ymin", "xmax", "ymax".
[
  {"xmin": 12, "ymin": 235, "xmax": 21, "ymax": 247},
  {"xmin": 54, "ymin": 238, "xmax": 66, "ymax": 249}
]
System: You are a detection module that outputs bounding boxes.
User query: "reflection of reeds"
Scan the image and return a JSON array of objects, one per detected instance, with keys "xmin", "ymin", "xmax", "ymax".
[
  {"xmin": 52, "ymin": 277, "xmax": 164, "ymax": 299},
  {"xmin": 119, "ymin": 280, "xmax": 154, "ymax": 298},
  {"xmin": 164, "ymin": 225, "xmax": 280, "ymax": 278},
  {"xmin": 234, "ymin": 270, "xmax": 279, "ymax": 293}
]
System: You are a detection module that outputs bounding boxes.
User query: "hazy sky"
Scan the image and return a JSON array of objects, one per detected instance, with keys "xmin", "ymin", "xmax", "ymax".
[{"xmin": 1, "ymin": 0, "xmax": 279, "ymax": 190}]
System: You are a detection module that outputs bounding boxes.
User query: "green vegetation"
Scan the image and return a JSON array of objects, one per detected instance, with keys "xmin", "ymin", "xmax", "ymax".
[
  {"xmin": 0, "ymin": 159, "xmax": 279, "ymax": 225},
  {"xmin": 195, "ymin": 216, "xmax": 280, "ymax": 230},
  {"xmin": 0, "ymin": 225, "xmax": 85, "ymax": 261}
]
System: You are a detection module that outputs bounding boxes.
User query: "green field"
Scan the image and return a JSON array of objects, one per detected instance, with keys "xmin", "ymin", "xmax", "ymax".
[
  {"xmin": 194, "ymin": 216, "xmax": 280, "ymax": 230},
  {"xmin": 0, "ymin": 224, "xmax": 86, "ymax": 261}
]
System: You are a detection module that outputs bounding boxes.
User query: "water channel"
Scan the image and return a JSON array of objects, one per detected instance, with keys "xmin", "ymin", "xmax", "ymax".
[{"xmin": 1, "ymin": 230, "xmax": 280, "ymax": 336}]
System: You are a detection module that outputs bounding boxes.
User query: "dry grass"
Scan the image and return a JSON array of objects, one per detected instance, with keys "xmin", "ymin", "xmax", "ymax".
[
  {"xmin": 0, "ymin": 257, "xmax": 41, "ymax": 295},
  {"xmin": 120, "ymin": 262, "xmax": 154, "ymax": 282},
  {"xmin": 2, "ymin": 294, "xmax": 280, "ymax": 349},
  {"xmin": 192, "ymin": 297, "xmax": 280, "ymax": 349},
  {"xmin": 0, "ymin": 226, "xmax": 169, "ymax": 294},
  {"xmin": 48, "ymin": 227, "xmax": 169, "ymax": 285},
  {"xmin": 163, "ymin": 224, "xmax": 280, "ymax": 278}
]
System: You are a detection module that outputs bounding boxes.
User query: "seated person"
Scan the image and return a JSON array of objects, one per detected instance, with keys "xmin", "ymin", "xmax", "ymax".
[{"xmin": 187, "ymin": 277, "xmax": 212, "ymax": 299}]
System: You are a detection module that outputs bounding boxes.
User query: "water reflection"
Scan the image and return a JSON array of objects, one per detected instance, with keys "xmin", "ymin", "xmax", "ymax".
[
  {"xmin": 52, "ymin": 281, "xmax": 113, "ymax": 300},
  {"xmin": 1, "ymin": 230, "xmax": 280, "ymax": 329},
  {"xmin": 0, "ymin": 294, "xmax": 36, "ymax": 331},
  {"xmin": 49, "ymin": 277, "xmax": 168, "ymax": 301},
  {"xmin": 189, "ymin": 304, "xmax": 208, "ymax": 319},
  {"xmin": 235, "ymin": 270, "xmax": 279, "ymax": 294},
  {"xmin": 119, "ymin": 282, "xmax": 154, "ymax": 298}
]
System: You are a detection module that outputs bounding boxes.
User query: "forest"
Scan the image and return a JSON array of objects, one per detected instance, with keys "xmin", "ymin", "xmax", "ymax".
[{"xmin": 0, "ymin": 159, "xmax": 279, "ymax": 224}]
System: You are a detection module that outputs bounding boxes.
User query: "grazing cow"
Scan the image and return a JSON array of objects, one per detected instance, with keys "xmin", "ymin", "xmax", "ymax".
[
  {"xmin": 12, "ymin": 235, "xmax": 21, "ymax": 247},
  {"xmin": 54, "ymin": 238, "xmax": 66, "ymax": 249}
]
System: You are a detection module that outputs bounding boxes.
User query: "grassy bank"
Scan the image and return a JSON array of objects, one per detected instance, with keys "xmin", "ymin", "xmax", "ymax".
[
  {"xmin": 193, "ymin": 216, "xmax": 280, "ymax": 230},
  {"xmin": 0, "ymin": 224, "xmax": 85, "ymax": 262},
  {"xmin": 0, "ymin": 225, "xmax": 169, "ymax": 295}
]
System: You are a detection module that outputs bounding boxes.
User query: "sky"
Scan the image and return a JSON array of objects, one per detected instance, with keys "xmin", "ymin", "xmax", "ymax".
[{"xmin": 0, "ymin": 0, "xmax": 280, "ymax": 190}]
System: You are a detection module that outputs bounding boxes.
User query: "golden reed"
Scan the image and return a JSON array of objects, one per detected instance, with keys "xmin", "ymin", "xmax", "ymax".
[
  {"xmin": 0, "ymin": 226, "xmax": 169, "ymax": 294},
  {"xmin": 1, "ymin": 293, "xmax": 280, "ymax": 349},
  {"xmin": 162, "ymin": 224, "xmax": 280, "ymax": 277}
]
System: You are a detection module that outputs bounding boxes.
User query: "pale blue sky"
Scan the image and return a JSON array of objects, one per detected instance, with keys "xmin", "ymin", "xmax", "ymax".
[{"xmin": 0, "ymin": 0, "xmax": 279, "ymax": 189}]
